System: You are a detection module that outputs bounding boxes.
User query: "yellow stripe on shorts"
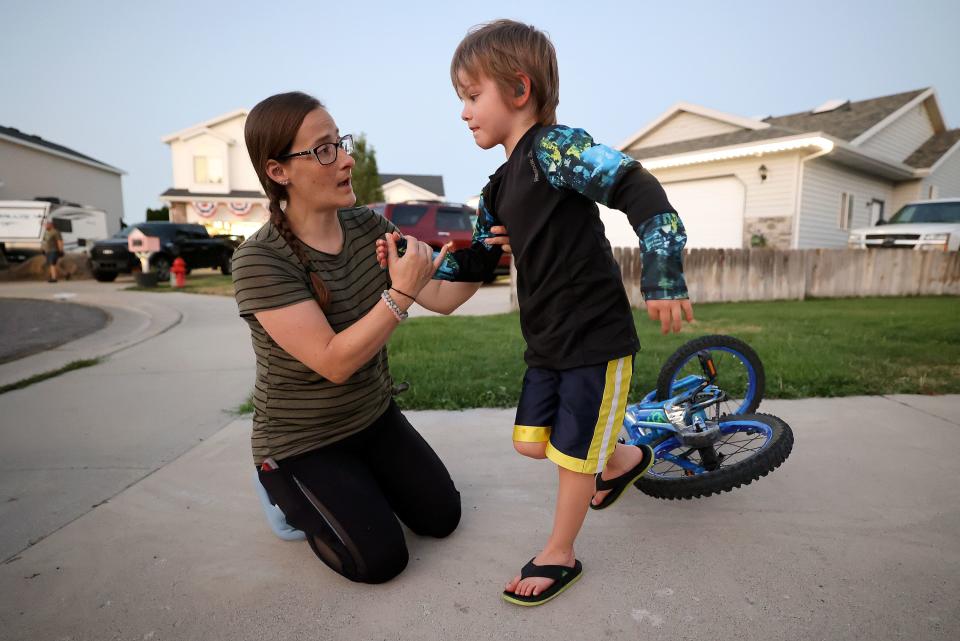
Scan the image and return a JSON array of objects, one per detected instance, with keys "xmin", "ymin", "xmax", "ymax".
[{"xmin": 586, "ymin": 355, "xmax": 633, "ymax": 472}]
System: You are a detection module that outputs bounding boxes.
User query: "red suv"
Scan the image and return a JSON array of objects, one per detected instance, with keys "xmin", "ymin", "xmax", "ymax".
[{"xmin": 371, "ymin": 201, "xmax": 510, "ymax": 281}]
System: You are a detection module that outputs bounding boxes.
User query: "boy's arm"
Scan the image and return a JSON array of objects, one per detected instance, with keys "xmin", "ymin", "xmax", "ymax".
[
  {"xmin": 534, "ymin": 126, "xmax": 688, "ymax": 301},
  {"xmin": 411, "ymin": 280, "xmax": 483, "ymax": 314},
  {"xmin": 395, "ymin": 194, "xmax": 504, "ymax": 283}
]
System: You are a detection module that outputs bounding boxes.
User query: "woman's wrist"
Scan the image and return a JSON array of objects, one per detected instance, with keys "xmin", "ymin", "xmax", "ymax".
[
  {"xmin": 390, "ymin": 286, "xmax": 417, "ymax": 303},
  {"xmin": 381, "ymin": 290, "xmax": 409, "ymax": 322}
]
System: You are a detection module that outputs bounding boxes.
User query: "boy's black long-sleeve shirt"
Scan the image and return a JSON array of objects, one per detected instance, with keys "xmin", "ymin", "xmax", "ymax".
[{"xmin": 443, "ymin": 123, "xmax": 687, "ymax": 370}]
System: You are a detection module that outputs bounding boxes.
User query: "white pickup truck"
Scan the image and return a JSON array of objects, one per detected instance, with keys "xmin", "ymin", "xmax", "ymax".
[
  {"xmin": 0, "ymin": 199, "xmax": 109, "ymax": 262},
  {"xmin": 847, "ymin": 198, "xmax": 960, "ymax": 251}
]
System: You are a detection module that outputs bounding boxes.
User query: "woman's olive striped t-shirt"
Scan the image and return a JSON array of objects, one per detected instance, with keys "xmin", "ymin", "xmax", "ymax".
[{"xmin": 232, "ymin": 206, "xmax": 397, "ymax": 465}]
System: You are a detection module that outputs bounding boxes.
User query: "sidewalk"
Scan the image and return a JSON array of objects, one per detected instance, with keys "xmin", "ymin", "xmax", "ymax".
[
  {"xmin": 0, "ymin": 280, "xmax": 957, "ymax": 640},
  {"xmin": 0, "ymin": 395, "xmax": 958, "ymax": 641}
]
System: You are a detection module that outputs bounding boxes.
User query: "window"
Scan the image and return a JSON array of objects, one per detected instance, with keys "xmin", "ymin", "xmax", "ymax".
[
  {"xmin": 52, "ymin": 218, "xmax": 72, "ymax": 233},
  {"xmin": 436, "ymin": 208, "xmax": 472, "ymax": 231},
  {"xmin": 194, "ymin": 156, "xmax": 224, "ymax": 184},
  {"xmin": 839, "ymin": 192, "xmax": 855, "ymax": 231},
  {"xmin": 391, "ymin": 205, "xmax": 428, "ymax": 227}
]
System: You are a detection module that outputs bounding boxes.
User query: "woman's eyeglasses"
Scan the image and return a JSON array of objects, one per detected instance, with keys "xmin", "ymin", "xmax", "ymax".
[{"xmin": 276, "ymin": 134, "xmax": 354, "ymax": 165}]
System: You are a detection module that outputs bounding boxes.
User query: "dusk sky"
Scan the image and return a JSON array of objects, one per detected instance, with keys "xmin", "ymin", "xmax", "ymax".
[{"xmin": 3, "ymin": 0, "xmax": 958, "ymax": 223}]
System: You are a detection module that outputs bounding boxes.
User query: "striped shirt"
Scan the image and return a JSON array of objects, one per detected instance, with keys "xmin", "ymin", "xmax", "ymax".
[{"xmin": 232, "ymin": 206, "xmax": 397, "ymax": 465}]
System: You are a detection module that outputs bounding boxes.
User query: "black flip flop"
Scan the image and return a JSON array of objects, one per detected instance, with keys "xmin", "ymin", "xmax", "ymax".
[
  {"xmin": 590, "ymin": 444, "xmax": 655, "ymax": 510},
  {"xmin": 501, "ymin": 558, "xmax": 583, "ymax": 606}
]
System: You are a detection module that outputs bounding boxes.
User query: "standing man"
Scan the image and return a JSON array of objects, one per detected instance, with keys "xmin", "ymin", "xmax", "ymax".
[{"xmin": 42, "ymin": 220, "xmax": 63, "ymax": 283}]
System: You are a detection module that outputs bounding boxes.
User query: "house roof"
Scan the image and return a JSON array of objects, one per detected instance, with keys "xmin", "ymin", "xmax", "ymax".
[
  {"xmin": 160, "ymin": 188, "xmax": 266, "ymax": 200},
  {"xmin": 161, "ymin": 109, "xmax": 247, "ymax": 143},
  {"xmin": 0, "ymin": 124, "xmax": 124, "ymax": 174},
  {"xmin": 628, "ymin": 126, "xmax": 800, "ymax": 161},
  {"xmin": 378, "ymin": 174, "xmax": 445, "ymax": 196},
  {"xmin": 763, "ymin": 88, "xmax": 928, "ymax": 142},
  {"xmin": 903, "ymin": 129, "xmax": 960, "ymax": 169},
  {"xmin": 629, "ymin": 89, "xmax": 932, "ymax": 162}
]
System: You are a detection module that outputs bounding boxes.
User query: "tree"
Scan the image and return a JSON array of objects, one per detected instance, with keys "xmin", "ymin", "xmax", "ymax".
[
  {"xmin": 351, "ymin": 133, "xmax": 385, "ymax": 205},
  {"xmin": 146, "ymin": 205, "xmax": 169, "ymax": 222}
]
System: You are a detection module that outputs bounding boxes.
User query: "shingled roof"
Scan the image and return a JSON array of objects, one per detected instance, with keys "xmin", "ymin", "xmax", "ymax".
[
  {"xmin": 378, "ymin": 174, "xmax": 445, "ymax": 196},
  {"xmin": 903, "ymin": 129, "xmax": 960, "ymax": 169},
  {"xmin": 628, "ymin": 126, "xmax": 800, "ymax": 161},
  {"xmin": 630, "ymin": 89, "xmax": 931, "ymax": 161},
  {"xmin": 0, "ymin": 124, "xmax": 122, "ymax": 173},
  {"xmin": 762, "ymin": 89, "xmax": 927, "ymax": 142}
]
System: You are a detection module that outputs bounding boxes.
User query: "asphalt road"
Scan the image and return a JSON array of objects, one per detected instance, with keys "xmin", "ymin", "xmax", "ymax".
[{"xmin": 0, "ymin": 297, "xmax": 108, "ymax": 364}]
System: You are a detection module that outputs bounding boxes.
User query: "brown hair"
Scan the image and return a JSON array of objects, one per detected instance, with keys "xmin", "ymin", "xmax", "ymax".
[
  {"xmin": 450, "ymin": 19, "xmax": 559, "ymax": 125},
  {"xmin": 244, "ymin": 91, "xmax": 330, "ymax": 310}
]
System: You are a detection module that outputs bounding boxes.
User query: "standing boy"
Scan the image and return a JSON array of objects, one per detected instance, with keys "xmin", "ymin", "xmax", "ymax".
[{"xmin": 384, "ymin": 18, "xmax": 694, "ymax": 606}]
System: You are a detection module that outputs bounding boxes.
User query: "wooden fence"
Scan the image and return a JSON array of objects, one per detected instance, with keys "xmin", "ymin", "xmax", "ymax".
[{"xmin": 509, "ymin": 249, "xmax": 960, "ymax": 309}]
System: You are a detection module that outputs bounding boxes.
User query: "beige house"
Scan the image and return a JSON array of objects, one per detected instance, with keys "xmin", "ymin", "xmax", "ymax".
[
  {"xmin": 599, "ymin": 88, "xmax": 960, "ymax": 249},
  {"xmin": 159, "ymin": 109, "xmax": 269, "ymax": 240},
  {"xmin": 160, "ymin": 111, "xmax": 446, "ymax": 238}
]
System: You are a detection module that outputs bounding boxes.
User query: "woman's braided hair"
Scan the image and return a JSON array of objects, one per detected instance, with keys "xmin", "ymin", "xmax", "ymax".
[{"xmin": 245, "ymin": 91, "xmax": 330, "ymax": 310}]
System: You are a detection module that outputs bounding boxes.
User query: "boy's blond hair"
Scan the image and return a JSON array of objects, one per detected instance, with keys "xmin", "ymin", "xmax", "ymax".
[{"xmin": 450, "ymin": 19, "xmax": 559, "ymax": 126}]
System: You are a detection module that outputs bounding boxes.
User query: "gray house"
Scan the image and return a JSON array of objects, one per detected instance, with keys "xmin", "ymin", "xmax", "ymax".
[
  {"xmin": 0, "ymin": 125, "xmax": 125, "ymax": 234},
  {"xmin": 599, "ymin": 88, "xmax": 960, "ymax": 249}
]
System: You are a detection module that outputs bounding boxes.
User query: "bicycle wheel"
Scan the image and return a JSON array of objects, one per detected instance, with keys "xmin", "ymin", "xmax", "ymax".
[
  {"xmin": 635, "ymin": 413, "xmax": 793, "ymax": 500},
  {"xmin": 656, "ymin": 335, "xmax": 765, "ymax": 416}
]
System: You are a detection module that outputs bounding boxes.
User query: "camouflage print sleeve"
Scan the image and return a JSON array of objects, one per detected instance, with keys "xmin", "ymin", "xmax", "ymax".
[
  {"xmin": 533, "ymin": 126, "xmax": 638, "ymax": 205},
  {"xmin": 637, "ymin": 212, "xmax": 689, "ymax": 300}
]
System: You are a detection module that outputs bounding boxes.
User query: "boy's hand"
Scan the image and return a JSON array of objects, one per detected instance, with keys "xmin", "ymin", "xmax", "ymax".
[
  {"xmin": 376, "ymin": 233, "xmax": 400, "ymax": 268},
  {"xmin": 646, "ymin": 299, "xmax": 695, "ymax": 334},
  {"xmin": 484, "ymin": 225, "xmax": 511, "ymax": 254}
]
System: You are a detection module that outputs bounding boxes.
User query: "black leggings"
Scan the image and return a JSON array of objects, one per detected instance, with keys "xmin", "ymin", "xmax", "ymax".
[{"xmin": 256, "ymin": 400, "xmax": 461, "ymax": 584}]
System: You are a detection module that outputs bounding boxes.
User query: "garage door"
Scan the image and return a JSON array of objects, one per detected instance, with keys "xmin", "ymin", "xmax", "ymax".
[{"xmin": 662, "ymin": 177, "xmax": 745, "ymax": 249}]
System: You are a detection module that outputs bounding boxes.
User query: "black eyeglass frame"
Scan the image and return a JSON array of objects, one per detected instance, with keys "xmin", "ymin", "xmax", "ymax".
[{"xmin": 275, "ymin": 134, "xmax": 354, "ymax": 165}]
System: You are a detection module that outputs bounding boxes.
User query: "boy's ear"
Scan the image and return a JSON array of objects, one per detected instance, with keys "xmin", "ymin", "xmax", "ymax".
[{"xmin": 512, "ymin": 72, "xmax": 532, "ymax": 108}]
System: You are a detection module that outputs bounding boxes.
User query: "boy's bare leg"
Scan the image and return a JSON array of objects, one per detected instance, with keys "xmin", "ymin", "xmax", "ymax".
[
  {"xmin": 505, "ymin": 466, "xmax": 593, "ymax": 596},
  {"xmin": 591, "ymin": 442, "xmax": 645, "ymax": 506}
]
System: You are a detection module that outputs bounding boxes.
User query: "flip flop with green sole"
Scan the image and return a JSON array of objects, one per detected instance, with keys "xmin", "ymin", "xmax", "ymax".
[
  {"xmin": 501, "ymin": 558, "xmax": 583, "ymax": 607},
  {"xmin": 590, "ymin": 444, "xmax": 655, "ymax": 510}
]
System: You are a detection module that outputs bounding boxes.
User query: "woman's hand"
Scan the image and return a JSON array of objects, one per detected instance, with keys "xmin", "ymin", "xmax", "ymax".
[
  {"xmin": 485, "ymin": 225, "xmax": 511, "ymax": 254},
  {"xmin": 385, "ymin": 233, "xmax": 448, "ymax": 301}
]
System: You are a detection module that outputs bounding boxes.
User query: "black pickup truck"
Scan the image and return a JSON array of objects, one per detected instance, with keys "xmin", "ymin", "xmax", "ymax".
[{"xmin": 90, "ymin": 222, "xmax": 241, "ymax": 282}]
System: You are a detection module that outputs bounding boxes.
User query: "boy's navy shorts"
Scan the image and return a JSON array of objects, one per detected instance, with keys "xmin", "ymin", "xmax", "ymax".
[{"xmin": 513, "ymin": 354, "xmax": 634, "ymax": 474}]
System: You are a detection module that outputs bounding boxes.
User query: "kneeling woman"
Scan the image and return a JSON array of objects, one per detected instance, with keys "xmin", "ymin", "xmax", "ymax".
[{"xmin": 232, "ymin": 92, "xmax": 494, "ymax": 583}]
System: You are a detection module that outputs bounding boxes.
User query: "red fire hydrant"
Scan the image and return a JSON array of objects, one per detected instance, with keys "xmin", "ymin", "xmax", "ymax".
[{"xmin": 171, "ymin": 257, "xmax": 187, "ymax": 288}]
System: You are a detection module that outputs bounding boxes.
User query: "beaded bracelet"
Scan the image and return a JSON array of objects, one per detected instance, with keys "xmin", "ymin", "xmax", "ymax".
[{"xmin": 381, "ymin": 290, "xmax": 408, "ymax": 322}]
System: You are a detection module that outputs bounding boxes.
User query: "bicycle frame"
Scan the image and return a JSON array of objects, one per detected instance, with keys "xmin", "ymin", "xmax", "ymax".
[{"xmin": 621, "ymin": 374, "xmax": 729, "ymax": 475}]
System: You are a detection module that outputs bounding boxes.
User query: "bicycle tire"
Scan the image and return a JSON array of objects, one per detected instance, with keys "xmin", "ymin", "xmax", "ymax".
[
  {"xmin": 655, "ymin": 334, "xmax": 765, "ymax": 415},
  {"xmin": 635, "ymin": 413, "xmax": 793, "ymax": 500}
]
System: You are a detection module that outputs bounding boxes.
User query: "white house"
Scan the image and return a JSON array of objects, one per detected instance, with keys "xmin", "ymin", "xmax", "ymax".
[
  {"xmin": 0, "ymin": 124, "xmax": 125, "ymax": 235},
  {"xmin": 378, "ymin": 174, "xmax": 445, "ymax": 203},
  {"xmin": 160, "ymin": 111, "xmax": 447, "ymax": 239},
  {"xmin": 159, "ymin": 109, "xmax": 269, "ymax": 241},
  {"xmin": 600, "ymin": 88, "xmax": 960, "ymax": 249}
]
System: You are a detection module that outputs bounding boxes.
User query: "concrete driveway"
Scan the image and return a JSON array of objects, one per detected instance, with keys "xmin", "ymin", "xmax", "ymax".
[
  {"xmin": 0, "ymin": 396, "xmax": 957, "ymax": 641},
  {"xmin": 0, "ymin": 279, "xmax": 956, "ymax": 640}
]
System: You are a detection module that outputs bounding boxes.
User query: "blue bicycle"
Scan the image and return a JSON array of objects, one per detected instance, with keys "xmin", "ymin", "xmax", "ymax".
[{"xmin": 624, "ymin": 335, "xmax": 794, "ymax": 500}]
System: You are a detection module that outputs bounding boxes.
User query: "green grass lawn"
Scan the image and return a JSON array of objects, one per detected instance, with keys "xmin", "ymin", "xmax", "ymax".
[{"xmin": 387, "ymin": 296, "xmax": 960, "ymax": 410}]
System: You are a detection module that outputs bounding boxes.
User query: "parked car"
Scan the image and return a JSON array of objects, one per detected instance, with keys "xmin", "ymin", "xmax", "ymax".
[
  {"xmin": 848, "ymin": 198, "xmax": 960, "ymax": 251},
  {"xmin": 90, "ymin": 222, "xmax": 241, "ymax": 282},
  {"xmin": 370, "ymin": 201, "xmax": 510, "ymax": 282}
]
